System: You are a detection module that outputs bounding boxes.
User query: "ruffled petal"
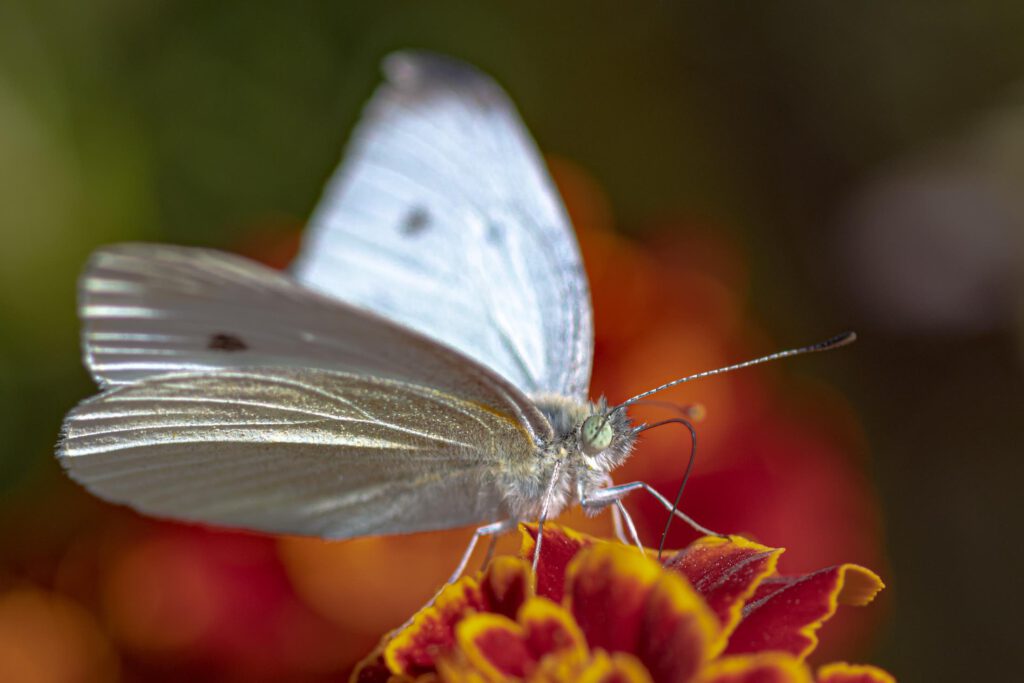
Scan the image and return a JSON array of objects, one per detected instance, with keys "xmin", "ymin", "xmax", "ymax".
[
  {"xmin": 440, "ymin": 597, "xmax": 586, "ymax": 682},
  {"xmin": 725, "ymin": 564, "xmax": 884, "ymax": 659},
  {"xmin": 518, "ymin": 596, "xmax": 586, "ymax": 658},
  {"xmin": 664, "ymin": 535, "xmax": 782, "ymax": 650},
  {"xmin": 384, "ymin": 577, "xmax": 487, "ymax": 676},
  {"xmin": 482, "ymin": 556, "xmax": 533, "ymax": 620},
  {"xmin": 435, "ymin": 653, "xmax": 494, "ymax": 683},
  {"xmin": 696, "ymin": 653, "xmax": 813, "ymax": 683},
  {"xmin": 565, "ymin": 543, "xmax": 663, "ymax": 651},
  {"xmin": 637, "ymin": 565, "xmax": 720, "ymax": 683},
  {"xmin": 530, "ymin": 647, "xmax": 590, "ymax": 682},
  {"xmin": 519, "ymin": 523, "xmax": 597, "ymax": 602},
  {"xmin": 578, "ymin": 651, "xmax": 654, "ymax": 683},
  {"xmin": 816, "ymin": 662, "xmax": 896, "ymax": 683},
  {"xmin": 454, "ymin": 612, "xmax": 533, "ymax": 679},
  {"xmin": 566, "ymin": 543, "xmax": 718, "ymax": 682}
]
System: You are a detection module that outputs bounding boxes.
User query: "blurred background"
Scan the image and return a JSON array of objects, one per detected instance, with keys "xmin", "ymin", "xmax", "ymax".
[{"xmin": 1, "ymin": 2, "xmax": 1022, "ymax": 681}]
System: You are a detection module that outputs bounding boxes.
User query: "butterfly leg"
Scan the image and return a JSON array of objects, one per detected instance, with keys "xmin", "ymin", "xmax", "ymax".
[
  {"xmin": 532, "ymin": 460, "xmax": 568, "ymax": 573},
  {"xmin": 613, "ymin": 499, "xmax": 645, "ymax": 552},
  {"xmin": 594, "ymin": 475, "xmax": 643, "ymax": 550},
  {"xmin": 592, "ymin": 473, "xmax": 632, "ymax": 546},
  {"xmin": 448, "ymin": 519, "xmax": 517, "ymax": 584},
  {"xmin": 575, "ymin": 475, "xmax": 642, "ymax": 551},
  {"xmin": 480, "ymin": 533, "xmax": 500, "ymax": 572},
  {"xmin": 581, "ymin": 480, "xmax": 726, "ymax": 538},
  {"xmin": 609, "ymin": 498, "xmax": 630, "ymax": 545}
]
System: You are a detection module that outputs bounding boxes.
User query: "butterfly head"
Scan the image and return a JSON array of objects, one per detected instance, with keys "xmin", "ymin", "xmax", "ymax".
[{"xmin": 575, "ymin": 405, "xmax": 635, "ymax": 474}]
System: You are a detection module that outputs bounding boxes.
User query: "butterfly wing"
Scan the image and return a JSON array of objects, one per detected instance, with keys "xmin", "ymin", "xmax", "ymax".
[
  {"xmin": 79, "ymin": 243, "xmax": 551, "ymax": 444},
  {"xmin": 291, "ymin": 51, "xmax": 593, "ymax": 400},
  {"xmin": 59, "ymin": 368, "xmax": 534, "ymax": 538}
]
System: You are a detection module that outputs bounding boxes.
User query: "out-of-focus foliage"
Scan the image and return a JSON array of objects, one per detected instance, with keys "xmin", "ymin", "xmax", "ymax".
[{"xmin": 1, "ymin": 2, "xmax": 1021, "ymax": 681}]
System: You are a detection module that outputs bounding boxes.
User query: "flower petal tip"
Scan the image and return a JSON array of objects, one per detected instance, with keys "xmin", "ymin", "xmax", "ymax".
[
  {"xmin": 835, "ymin": 565, "xmax": 885, "ymax": 606},
  {"xmin": 725, "ymin": 562, "xmax": 886, "ymax": 659},
  {"xmin": 383, "ymin": 576, "xmax": 486, "ymax": 676},
  {"xmin": 817, "ymin": 662, "xmax": 896, "ymax": 683},
  {"xmin": 697, "ymin": 652, "xmax": 813, "ymax": 683}
]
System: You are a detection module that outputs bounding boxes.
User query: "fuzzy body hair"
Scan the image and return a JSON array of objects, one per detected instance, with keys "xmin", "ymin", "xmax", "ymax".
[{"xmin": 496, "ymin": 393, "xmax": 636, "ymax": 521}]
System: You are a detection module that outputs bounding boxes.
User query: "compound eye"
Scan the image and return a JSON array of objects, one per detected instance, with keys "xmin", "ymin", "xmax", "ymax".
[{"xmin": 580, "ymin": 415, "xmax": 614, "ymax": 457}]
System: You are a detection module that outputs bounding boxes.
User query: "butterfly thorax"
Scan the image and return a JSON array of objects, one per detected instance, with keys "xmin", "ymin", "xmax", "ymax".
[{"xmin": 496, "ymin": 394, "xmax": 636, "ymax": 521}]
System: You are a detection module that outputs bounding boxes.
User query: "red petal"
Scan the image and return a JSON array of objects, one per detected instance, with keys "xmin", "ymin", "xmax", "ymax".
[
  {"xmin": 696, "ymin": 653, "xmax": 813, "ymax": 683},
  {"xmin": 519, "ymin": 523, "xmax": 598, "ymax": 602},
  {"xmin": 816, "ymin": 662, "xmax": 896, "ymax": 683},
  {"xmin": 482, "ymin": 555, "xmax": 533, "ymax": 620},
  {"xmin": 725, "ymin": 565, "xmax": 884, "ymax": 659},
  {"xmin": 384, "ymin": 577, "xmax": 487, "ymax": 676},
  {"xmin": 566, "ymin": 543, "xmax": 718, "ymax": 681},
  {"xmin": 664, "ymin": 535, "xmax": 782, "ymax": 651},
  {"xmin": 454, "ymin": 612, "xmax": 534, "ymax": 678},
  {"xmin": 566, "ymin": 543, "xmax": 663, "ymax": 652},
  {"xmin": 637, "ymin": 562, "xmax": 719, "ymax": 683},
  {"xmin": 578, "ymin": 651, "xmax": 654, "ymax": 683},
  {"xmin": 518, "ymin": 597, "xmax": 586, "ymax": 658},
  {"xmin": 531, "ymin": 647, "xmax": 590, "ymax": 682}
]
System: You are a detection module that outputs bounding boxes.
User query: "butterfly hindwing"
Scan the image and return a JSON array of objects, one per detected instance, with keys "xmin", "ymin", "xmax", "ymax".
[{"xmin": 59, "ymin": 367, "xmax": 536, "ymax": 538}]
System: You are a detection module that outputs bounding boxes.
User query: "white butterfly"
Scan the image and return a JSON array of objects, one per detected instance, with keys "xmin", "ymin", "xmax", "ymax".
[{"xmin": 58, "ymin": 51, "xmax": 852, "ymax": 579}]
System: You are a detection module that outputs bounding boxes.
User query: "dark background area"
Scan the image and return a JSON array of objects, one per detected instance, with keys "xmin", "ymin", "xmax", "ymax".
[{"xmin": 1, "ymin": 2, "xmax": 1021, "ymax": 681}]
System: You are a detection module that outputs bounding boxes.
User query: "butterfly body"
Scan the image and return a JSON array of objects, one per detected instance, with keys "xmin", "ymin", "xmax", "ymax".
[{"xmin": 499, "ymin": 395, "xmax": 637, "ymax": 522}]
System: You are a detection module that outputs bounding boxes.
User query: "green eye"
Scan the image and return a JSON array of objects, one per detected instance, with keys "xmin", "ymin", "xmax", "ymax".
[{"xmin": 580, "ymin": 415, "xmax": 613, "ymax": 456}]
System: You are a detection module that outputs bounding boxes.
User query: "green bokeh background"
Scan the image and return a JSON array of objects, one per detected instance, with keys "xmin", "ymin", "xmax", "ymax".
[{"xmin": 2, "ymin": 2, "xmax": 1022, "ymax": 681}]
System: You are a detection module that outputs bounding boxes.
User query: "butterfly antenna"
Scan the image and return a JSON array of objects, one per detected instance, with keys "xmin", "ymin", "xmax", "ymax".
[
  {"xmin": 612, "ymin": 331, "xmax": 856, "ymax": 412},
  {"xmin": 634, "ymin": 417, "xmax": 698, "ymax": 560}
]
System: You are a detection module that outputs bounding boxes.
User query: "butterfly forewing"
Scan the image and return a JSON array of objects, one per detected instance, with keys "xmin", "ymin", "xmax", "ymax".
[
  {"xmin": 59, "ymin": 368, "xmax": 535, "ymax": 538},
  {"xmin": 292, "ymin": 51, "xmax": 593, "ymax": 400},
  {"xmin": 79, "ymin": 243, "xmax": 551, "ymax": 444}
]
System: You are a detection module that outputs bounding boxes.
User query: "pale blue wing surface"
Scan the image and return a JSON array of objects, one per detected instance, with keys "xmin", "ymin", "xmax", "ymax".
[
  {"xmin": 291, "ymin": 51, "xmax": 593, "ymax": 400},
  {"xmin": 58, "ymin": 368, "xmax": 535, "ymax": 538}
]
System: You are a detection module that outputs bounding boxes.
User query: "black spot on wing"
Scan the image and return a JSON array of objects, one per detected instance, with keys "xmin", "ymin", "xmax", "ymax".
[
  {"xmin": 208, "ymin": 333, "xmax": 247, "ymax": 351},
  {"xmin": 400, "ymin": 207, "xmax": 430, "ymax": 235},
  {"xmin": 486, "ymin": 221, "xmax": 503, "ymax": 245}
]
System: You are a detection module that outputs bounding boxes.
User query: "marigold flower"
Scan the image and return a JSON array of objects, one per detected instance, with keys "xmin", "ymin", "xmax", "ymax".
[{"xmin": 353, "ymin": 524, "xmax": 892, "ymax": 683}]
